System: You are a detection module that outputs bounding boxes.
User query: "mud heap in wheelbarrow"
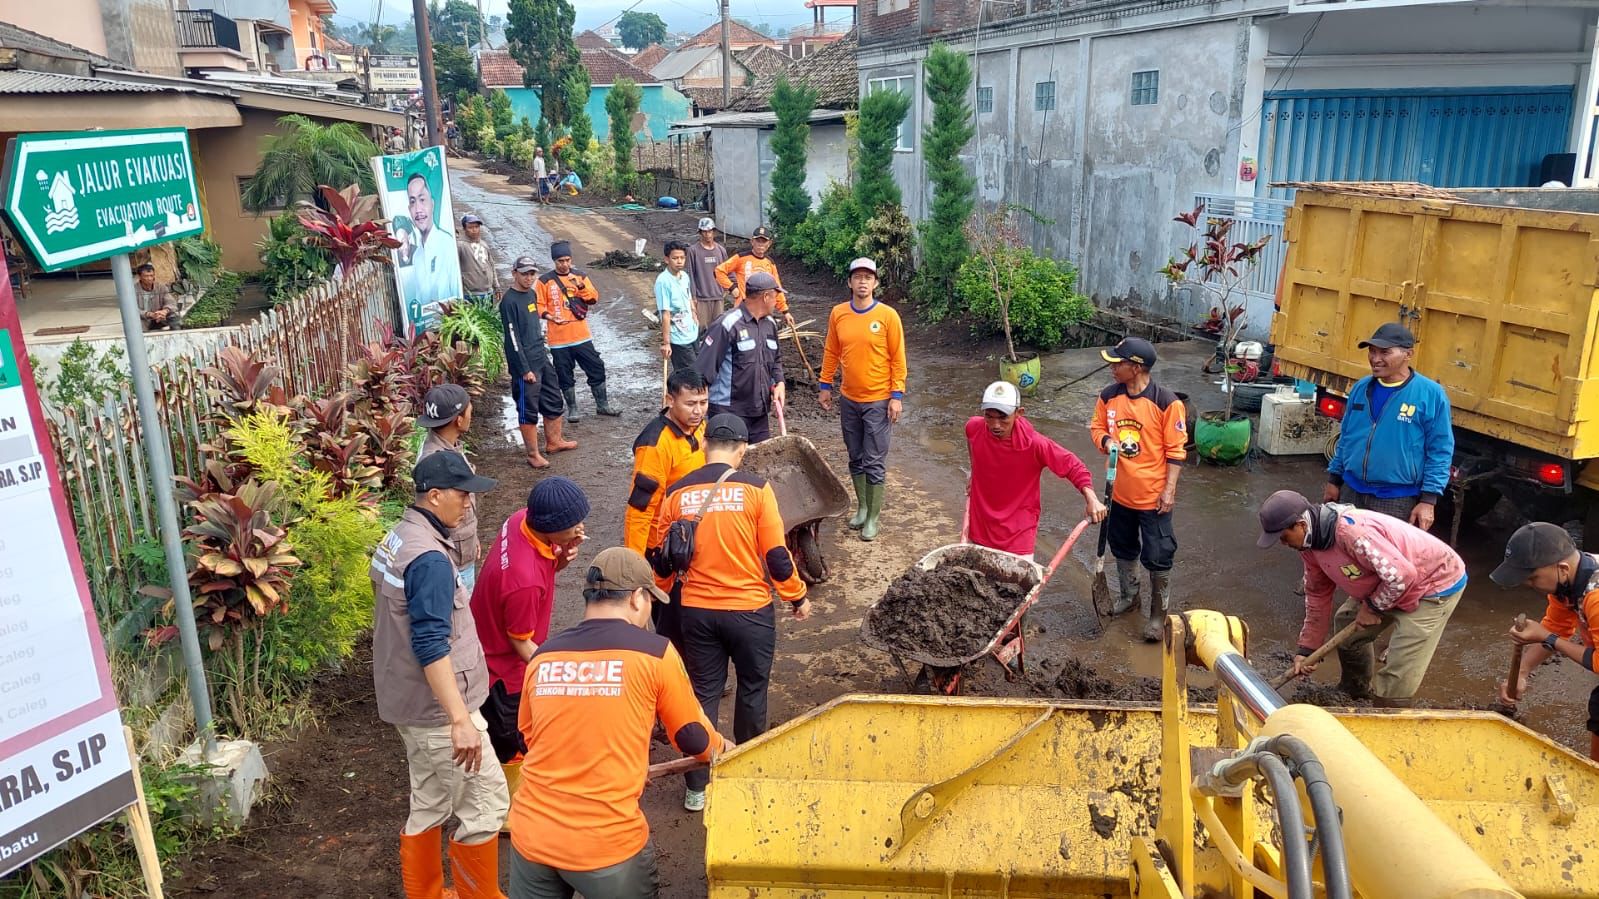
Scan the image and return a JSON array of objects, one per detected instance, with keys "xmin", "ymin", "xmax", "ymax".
[
  {"xmin": 740, "ymin": 434, "xmax": 850, "ymax": 583},
  {"xmin": 866, "ymin": 547, "xmax": 1036, "ymax": 662}
]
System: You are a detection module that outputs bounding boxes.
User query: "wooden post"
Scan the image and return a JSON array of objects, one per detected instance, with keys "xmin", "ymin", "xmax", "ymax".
[{"xmin": 122, "ymin": 726, "xmax": 165, "ymax": 898}]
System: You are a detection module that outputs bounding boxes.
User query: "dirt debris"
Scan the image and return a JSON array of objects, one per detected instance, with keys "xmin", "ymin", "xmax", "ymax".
[
  {"xmin": 867, "ymin": 563, "xmax": 1029, "ymax": 660},
  {"xmin": 589, "ymin": 250, "xmax": 663, "ymax": 271}
]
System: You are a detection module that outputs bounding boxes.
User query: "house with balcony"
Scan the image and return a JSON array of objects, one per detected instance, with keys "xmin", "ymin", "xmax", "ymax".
[{"xmin": 856, "ymin": 0, "xmax": 1599, "ymax": 336}]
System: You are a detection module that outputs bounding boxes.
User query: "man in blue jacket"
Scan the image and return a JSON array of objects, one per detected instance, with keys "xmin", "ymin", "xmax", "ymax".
[{"xmin": 1323, "ymin": 323, "xmax": 1454, "ymax": 532}]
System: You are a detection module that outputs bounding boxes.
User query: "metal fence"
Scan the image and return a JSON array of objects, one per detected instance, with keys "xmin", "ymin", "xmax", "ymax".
[
  {"xmin": 45, "ymin": 263, "xmax": 399, "ymax": 645},
  {"xmin": 1194, "ymin": 193, "xmax": 1291, "ymax": 307}
]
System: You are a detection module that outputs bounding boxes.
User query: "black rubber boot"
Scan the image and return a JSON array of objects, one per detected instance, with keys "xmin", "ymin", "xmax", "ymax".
[
  {"xmin": 592, "ymin": 383, "xmax": 621, "ymax": 416},
  {"xmin": 1110, "ymin": 560, "xmax": 1140, "ymax": 616},
  {"xmin": 1142, "ymin": 571, "xmax": 1170, "ymax": 643},
  {"xmin": 562, "ymin": 387, "xmax": 581, "ymax": 421}
]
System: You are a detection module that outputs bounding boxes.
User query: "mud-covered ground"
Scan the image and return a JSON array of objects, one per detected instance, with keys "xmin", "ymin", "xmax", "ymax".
[{"xmin": 168, "ymin": 160, "xmax": 1595, "ymax": 898}]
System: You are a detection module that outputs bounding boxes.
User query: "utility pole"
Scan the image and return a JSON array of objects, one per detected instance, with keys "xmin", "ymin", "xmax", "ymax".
[
  {"xmin": 720, "ymin": 0, "xmax": 732, "ymax": 108},
  {"xmin": 412, "ymin": 0, "xmax": 443, "ymax": 146}
]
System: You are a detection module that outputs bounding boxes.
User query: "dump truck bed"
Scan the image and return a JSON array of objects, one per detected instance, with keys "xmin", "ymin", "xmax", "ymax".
[{"xmin": 1273, "ymin": 185, "xmax": 1599, "ymax": 460}]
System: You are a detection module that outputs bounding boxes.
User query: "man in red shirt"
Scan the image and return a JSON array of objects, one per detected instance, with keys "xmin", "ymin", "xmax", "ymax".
[
  {"xmin": 471, "ymin": 476, "xmax": 589, "ymax": 793},
  {"xmin": 966, "ymin": 381, "xmax": 1106, "ymax": 558}
]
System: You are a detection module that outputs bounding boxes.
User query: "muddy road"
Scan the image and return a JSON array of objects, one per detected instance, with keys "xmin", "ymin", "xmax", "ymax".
[{"xmin": 168, "ymin": 161, "xmax": 1591, "ymax": 898}]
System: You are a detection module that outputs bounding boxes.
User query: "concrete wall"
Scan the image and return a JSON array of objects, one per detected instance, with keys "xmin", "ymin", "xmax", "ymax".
[
  {"xmin": 710, "ymin": 128, "xmax": 762, "ymax": 236},
  {"xmin": 8, "ymin": 0, "xmax": 108, "ymax": 58},
  {"xmin": 100, "ymin": 0, "xmax": 183, "ymax": 75},
  {"xmin": 500, "ymin": 85, "xmax": 693, "ymax": 142}
]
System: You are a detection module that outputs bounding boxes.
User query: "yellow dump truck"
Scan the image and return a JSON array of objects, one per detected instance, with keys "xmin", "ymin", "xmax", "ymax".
[
  {"xmin": 1270, "ymin": 183, "xmax": 1599, "ymax": 535},
  {"xmin": 703, "ymin": 611, "xmax": 1599, "ymax": 898}
]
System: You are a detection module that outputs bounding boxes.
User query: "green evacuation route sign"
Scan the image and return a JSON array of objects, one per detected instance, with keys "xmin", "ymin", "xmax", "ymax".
[{"xmin": 2, "ymin": 128, "xmax": 203, "ymax": 271}]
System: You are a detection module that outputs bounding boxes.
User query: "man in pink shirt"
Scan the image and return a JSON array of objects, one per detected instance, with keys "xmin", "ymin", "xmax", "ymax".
[
  {"xmin": 965, "ymin": 381, "xmax": 1107, "ymax": 558},
  {"xmin": 471, "ymin": 476, "xmax": 589, "ymax": 789},
  {"xmin": 1257, "ymin": 489, "xmax": 1466, "ymax": 706}
]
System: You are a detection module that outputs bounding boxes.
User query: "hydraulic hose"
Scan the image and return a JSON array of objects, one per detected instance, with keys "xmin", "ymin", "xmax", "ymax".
[
  {"xmin": 1207, "ymin": 752, "xmax": 1315, "ymax": 899},
  {"xmin": 1265, "ymin": 735, "xmax": 1352, "ymax": 899}
]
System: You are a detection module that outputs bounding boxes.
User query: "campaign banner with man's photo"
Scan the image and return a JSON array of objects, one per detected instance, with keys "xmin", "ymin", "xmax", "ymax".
[{"xmin": 372, "ymin": 146, "xmax": 462, "ymax": 332}]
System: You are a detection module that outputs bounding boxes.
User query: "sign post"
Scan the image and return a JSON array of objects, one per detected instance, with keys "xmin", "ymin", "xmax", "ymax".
[{"xmin": 1, "ymin": 129, "xmax": 217, "ymax": 767}]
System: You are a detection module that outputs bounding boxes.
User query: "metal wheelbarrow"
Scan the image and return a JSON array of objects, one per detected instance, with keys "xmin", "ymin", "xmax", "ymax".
[
  {"xmin": 860, "ymin": 518, "xmax": 1091, "ymax": 694},
  {"xmin": 739, "ymin": 398, "xmax": 850, "ymax": 584}
]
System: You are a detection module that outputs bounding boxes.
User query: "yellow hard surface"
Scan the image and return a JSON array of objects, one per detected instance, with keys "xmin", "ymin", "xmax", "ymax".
[
  {"xmin": 1272, "ymin": 189, "xmax": 1599, "ymax": 459},
  {"xmin": 704, "ymin": 694, "xmax": 1599, "ymax": 898}
]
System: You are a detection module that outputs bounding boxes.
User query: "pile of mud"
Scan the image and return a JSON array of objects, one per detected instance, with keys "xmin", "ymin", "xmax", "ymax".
[
  {"xmin": 867, "ymin": 563, "xmax": 1030, "ymax": 660},
  {"xmin": 589, "ymin": 250, "xmax": 663, "ymax": 272},
  {"xmin": 1051, "ymin": 659, "xmax": 1218, "ymax": 704}
]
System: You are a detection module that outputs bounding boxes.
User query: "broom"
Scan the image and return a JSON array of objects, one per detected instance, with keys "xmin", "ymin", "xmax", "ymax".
[{"xmin": 1089, "ymin": 446, "xmax": 1119, "ymax": 618}]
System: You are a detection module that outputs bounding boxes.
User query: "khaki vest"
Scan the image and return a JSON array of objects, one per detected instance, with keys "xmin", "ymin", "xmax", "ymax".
[
  {"xmin": 371, "ymin": 507, "xmax": 489, "ymax": 727},
  {"xmin": 416, "ymin": 433, "xmax": 480, "ymax": 568}
]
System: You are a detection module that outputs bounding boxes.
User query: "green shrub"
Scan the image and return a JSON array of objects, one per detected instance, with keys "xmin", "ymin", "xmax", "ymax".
[
  {"xmin": 855, "ymin": 205, "xmax": 915, "ymax": 301},
  {"xmin": 184, "ymin": 270, "xmax": 242, "ymax": 328},
  {"xmin": 40, "ymin": 339, "xmax": 127, "ymax": 410},
  {"xmin": 257, "ymin": 213, "xmax": 332, "ymax": 305},
  {"xmin": 506, "ymin": 136, "xmax": 535, "ymax": 168},
  {"xmin": 174, "ymin": 234, "xmax": 224, "ymax": 292},
  {"xmin": 783, "ymin": 182, "xmax": 866, "ymax": 275},
  {"xmin": 580, "ymin": 136, "xmax": 614, "ymax": 191},
  {"xmin": 954, "ymin": 247, "xmax": 1092, "ymax": 349},
  {"xmin": 474, "ymin": 124, "xmax": 496, "ymax": 154}
]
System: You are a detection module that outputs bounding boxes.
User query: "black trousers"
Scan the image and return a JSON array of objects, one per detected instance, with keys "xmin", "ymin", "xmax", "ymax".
[
  {"xmin": 551, "ymin": 340, "xmax": 606, "ymax": 391},
  {"xmin": 511, "ymin": 361, "xmax": 565, "ymax": 425},
  {"xmin": 708, "ymin": 404, "xmax": 771, "ymax": 443},
  {"xmin": 669, "ymin": 341, "xmax": 699, "ymax": 372},
  {"xmin": 1106, "ymin": 500, "xmax": 1178, "ymax": 572},
  {"xmin": 480, "ymin": 679, "xmax": 527, "ymax": 764},
  {"xmin": 678, "ymin": 602, "xmax": 776, "ymax": 791},
  {"xmin": 652, "ymin": 583, "xmax": 682, "ymax": 650}
]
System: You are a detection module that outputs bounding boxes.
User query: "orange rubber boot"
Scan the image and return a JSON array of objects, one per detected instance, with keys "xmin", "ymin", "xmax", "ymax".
[
  {"xmin": 448, "ymin": 838, "xmax": 508, "ymax": 899},
  {"xmin": 399, "ymin": 827, "xmax": 457, "ymax": 899}
]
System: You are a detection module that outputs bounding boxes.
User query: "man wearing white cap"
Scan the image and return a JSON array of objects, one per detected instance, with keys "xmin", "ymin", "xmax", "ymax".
[
  {"xmin": 687, "ymin": 218, "xmax": 729, "ymax": 331},
  {"xmin": 818, "ymin": 258, "xmax": 907, "ymax": 541},
  {"xmin": 965, "ymin": 381, "xmax": 1106, "ymax": 559}
]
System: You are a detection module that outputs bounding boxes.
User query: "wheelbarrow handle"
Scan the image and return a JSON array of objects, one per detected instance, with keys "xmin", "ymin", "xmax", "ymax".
[{"xmin": 1041, "ymin": 518, "xmax": 1093, "ymax": 584}]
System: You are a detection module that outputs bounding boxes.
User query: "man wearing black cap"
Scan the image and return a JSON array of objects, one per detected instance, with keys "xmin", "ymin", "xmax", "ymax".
[
  {"xmin": 696, "ymin": 271, "xmax": 786, "ymax": 443},
  {"xmin": 1257, "ymin": 489, "xmax": 1466, "ymax": 706},
  {"xmin": 370, "ymin": 451, "xmax": 508, "ymax": 898},
  {"xmin": 1090, "ymin": 337, "xmax": 1188, "ymax": 641},
  {"xmin": 539, "ymin": 239, "xmax": 620, "ymax": 418},
  {"xmin": 1491, "ymin": 522, "xmax": 1599, "ymax": 761},
  {"xmin": 507, "ymin": 547, "xmax": 728, "ymax": 897},
  {"xmin": 500, "ymin": 255, "xmax": 574, "ymax": 469},
  {"xmin": 1323, "ymin": 322, "xmax": 1454, "ymax": 532},
  {"xmin": 647, "ymin": 413, "xmax": 809, "ymax": 812},
  {"xmin": 417, "ymin": 384, "xmax": 482, "ymax": 592},
  {"xmin": 714, "ymin": 225, "xmax": 792, "ymax": 322},
  {"xmin": 456, "ymin": 214, "xmax": 499, "ymax": 304}
]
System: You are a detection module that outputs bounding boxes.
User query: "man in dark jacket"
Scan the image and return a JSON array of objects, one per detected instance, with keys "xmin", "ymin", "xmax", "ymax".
[
  {"xmin": 694, "ymin": 271, "xmax": 785, "ymax": 443},
  {"xmin": 499, "ymin": 255, "xmax": 574, "ymax": 469}
]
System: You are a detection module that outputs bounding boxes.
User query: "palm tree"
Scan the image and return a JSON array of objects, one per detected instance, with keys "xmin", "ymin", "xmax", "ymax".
[
  {"xmin": 243, "ymin": 115, "xmax": 381, "ymax": 213},
  {"xmin": 359, "ymin": 22, "xmax": 398, "ymax": 53}
]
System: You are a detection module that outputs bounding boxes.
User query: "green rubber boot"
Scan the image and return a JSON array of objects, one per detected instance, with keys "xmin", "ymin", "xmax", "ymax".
[
  {"xmin": 562, "ymin": 388, "xmax": 582, "ymax": 422},
  {"xmin": 847, "ymin": 475, "xmax": 869, "ymax": 530},
  {"xmin": 860, "ymin": 483, "xmax": 885, "ymax": 542}
]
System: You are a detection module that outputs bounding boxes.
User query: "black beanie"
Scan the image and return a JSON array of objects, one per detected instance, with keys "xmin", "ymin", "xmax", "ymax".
[
  {"xmin": 527, "ymin": 476, "xmax": 589, "ymax": 532},
  {"xmin": 550, "ymin": 240, "xmax": 572, "ymax": 261}
]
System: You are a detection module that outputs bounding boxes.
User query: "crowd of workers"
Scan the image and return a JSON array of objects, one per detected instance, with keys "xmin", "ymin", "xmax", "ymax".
[{"xmin": 371, "ymin": 214, "xmax": 1598, "ymax": 899}]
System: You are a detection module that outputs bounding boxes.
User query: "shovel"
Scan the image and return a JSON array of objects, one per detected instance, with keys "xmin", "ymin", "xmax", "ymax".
[
  {"xmin": 1505, "ymin": 613, "xmax": 1530, "ymax": 702},
  {"xmin": 1269, "ymin": 619, "xmax": 1363, "ymax": 690},
  {"xmin": 1088, "ymin": 446, "xmax": 1119, "ymax": 617}
]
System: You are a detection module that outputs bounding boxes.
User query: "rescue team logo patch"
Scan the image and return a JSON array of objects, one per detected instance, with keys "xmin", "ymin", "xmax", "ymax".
[
  {"xmin": 869, "ymin": 320, "xmax": 882, "ymax": 333},
  {"xmin": 1175, "ymin": 417, "xmax": 1186, "ymax": 433},
  {"xmin": 1115, "ymin": 421, "xmax": 1145, "ymax": 458},
  {"xmin": 534, "ymin": 659, "xmax": 625, "ymax": 698},
  {"xmin": 1397, "ymin": 402, "xmax": 1417, "ymax": 423},
  {"xmin": 1340, "ymin": 563, "xmax": 1364, "ymax": 579}
]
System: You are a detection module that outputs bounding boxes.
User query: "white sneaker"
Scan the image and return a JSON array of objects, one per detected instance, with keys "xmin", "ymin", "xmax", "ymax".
[{"xmin": 684, "ymin": 789, "xmax": 706, "ymax": 812}]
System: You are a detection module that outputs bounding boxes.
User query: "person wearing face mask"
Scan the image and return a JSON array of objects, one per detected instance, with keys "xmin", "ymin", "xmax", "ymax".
[
  {"xmin": 1257, "ymin": 489, "xmax": 1466, "ymax": 707},
  {"xmin": 1490, "ymin": 522, "xmax": 1599, "ymax": 761},
  {"xmin": 1323, "ymin": 322, "xmax": 1454, "ymax": 532}
]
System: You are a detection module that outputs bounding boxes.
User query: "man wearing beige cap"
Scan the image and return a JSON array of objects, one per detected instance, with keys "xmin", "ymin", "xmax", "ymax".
[{"xmin": 687, "ymin": 217, "xmax": 728, "ymax": 331}]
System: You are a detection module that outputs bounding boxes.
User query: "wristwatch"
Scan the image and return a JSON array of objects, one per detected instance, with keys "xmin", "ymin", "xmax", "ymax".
[{"xmin": 1543, "ymin": 633, "xmax": 1560, "ymax": 652}]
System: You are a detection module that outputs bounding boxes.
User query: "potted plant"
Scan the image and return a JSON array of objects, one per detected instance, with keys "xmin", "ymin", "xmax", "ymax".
[
  {"xmin": 1160, "ymin": 203, "xmax": 1272, "ymax": 464},
  {"xmin": 967, "ymin": 206, "xmax": 1042, "ymax": 394}
]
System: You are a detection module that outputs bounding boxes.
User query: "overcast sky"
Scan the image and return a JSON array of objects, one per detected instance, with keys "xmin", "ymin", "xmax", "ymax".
[{"xmin": 329, "ymin": 1, "xmax": 837, "ymax": 35}]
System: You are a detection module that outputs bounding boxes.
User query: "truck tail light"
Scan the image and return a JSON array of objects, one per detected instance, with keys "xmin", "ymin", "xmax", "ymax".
[
  {"xmin": 1538, "ymin": 463, "xmax": 1566, "ymax": 487},
  {"xmin": 1317, "ymin": 395, "xmax": 1346, "ymax": 420}
]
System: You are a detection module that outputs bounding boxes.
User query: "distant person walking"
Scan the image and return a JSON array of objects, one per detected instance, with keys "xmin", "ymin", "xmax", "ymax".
[
  {"xmin": 1324, "ymin": 322, "xmax": 1454, "ymax": 532},
  {"xmin": 532, "ymin": 147, "xmax": 550, "ymax": 205},
  {"xmin": 687, "ymin": 218, "xmax": 728, "ymax": 331}
]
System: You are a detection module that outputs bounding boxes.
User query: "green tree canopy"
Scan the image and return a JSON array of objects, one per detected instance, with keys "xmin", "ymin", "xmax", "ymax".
[
  {"xmin": 618, "ymin": 11, "xmax": 667, "ymax": 50},
  {"xmin": 915, "ymin": 43, "xmax": 977, "ymax": 314},
  {"xmin": 606, "ymin": 78, "xmax": 643, "ymax": 192},
  {"xmin": 427, "ymin": 0, "xmax": 486, "ymax": 48},
  {"xmin": 507, "ymin": 0, "xmax": 580, "ymax": 125},
  {"xmin": 767, "ymin": 77, "xmax": 817, "ymax": 235},
  {"xmin": 855, "ymin": 87, "xmax": 911, "ymax": 214},
  {"xmin": 243, "ymin": 115, "xmax": 379, "ymax": 213},
  {"xmin": 566, "ymin": 67, "xmax": 594, "ymax": 177},
  {"xmin": 433, "ymin": 43, "xmax": 479, "ymax": 96}
]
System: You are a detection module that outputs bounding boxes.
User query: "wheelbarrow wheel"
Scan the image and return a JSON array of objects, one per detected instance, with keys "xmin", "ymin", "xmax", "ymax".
[{"xmin": 789, "ymin": 521, "xmax": 829, "ymax": 584}]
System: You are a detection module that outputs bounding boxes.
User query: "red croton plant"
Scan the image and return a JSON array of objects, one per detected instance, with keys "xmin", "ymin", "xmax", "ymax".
[{"xmin": 297, "ymin": 184, "xmax": 402, "ymax": 275}]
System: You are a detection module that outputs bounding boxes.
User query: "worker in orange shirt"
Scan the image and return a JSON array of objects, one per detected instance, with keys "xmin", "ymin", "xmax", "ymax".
[
  {"xmin": 508, "ymin": 547, "xmax": 728, "ymax": 898},
  {"xmin": 647, "ymin": 413, "xmax": 810, "ymax": 812},
  {"xmin": 714, "ymin": 225, "xmax": 795, "ymax": 326},
  {"xmin": 816, "ymin": 258, "xmax": 906, "ymax": 542},
  {"xmin": 1090, "ymin": 337, "xmax": 1187, "ymax": 642},
  {"xmin": 624, "ymin": 368, "xmax": 710, "ymax": 554},
  {"xmin": 537, "ymin": 239, "xmax": 620, "ymax": 419}
]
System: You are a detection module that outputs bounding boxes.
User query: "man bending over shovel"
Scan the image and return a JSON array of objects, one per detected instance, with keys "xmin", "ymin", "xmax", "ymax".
[{"xmin": 965, "ymin": 381, "xmax": 1106, "ymax": 560}]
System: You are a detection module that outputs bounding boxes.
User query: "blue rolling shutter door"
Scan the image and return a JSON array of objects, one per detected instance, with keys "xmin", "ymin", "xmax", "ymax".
[{"xmin": 1259, "ymin": 87, "xmax": 1573, "ymax": 197}]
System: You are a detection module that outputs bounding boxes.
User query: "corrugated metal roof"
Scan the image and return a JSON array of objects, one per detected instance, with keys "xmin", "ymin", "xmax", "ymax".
[{"xmin": 0, "ymin": 70, "xmax": 164, "ymax": 94}]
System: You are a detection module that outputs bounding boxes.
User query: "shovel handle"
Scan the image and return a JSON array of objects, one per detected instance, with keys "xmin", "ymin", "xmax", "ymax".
[
  {"xmin": 1270, "ymin": 618, "xmax": 1363, "ymax": 689},
  {"xmin": 1506, "ymin": 613, "xmax": 1529, "ymax": 700},
  {"xmin": 774, "ymin": 393, "xmax": 788, "ymax": 436},
  {"xmin": 647, "ymin": 757, "xmax": 708, "ymax": 779}
]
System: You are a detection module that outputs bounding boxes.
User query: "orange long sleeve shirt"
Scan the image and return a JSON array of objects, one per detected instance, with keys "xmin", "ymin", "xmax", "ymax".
[
  {"xmin": 1089, "ymin": 381, "xmax": 1187, "ymax": 511},
  {"xmin": 623, "ymin": 413, "xmax": 706, "ymax": 554},
  {"xmin": 511, "ymin": 618, "xmax": 722, "ymax": 871},
  {"xmin": 646, "ymin": 462, "xmax": 807, "ymax": 610},
  {"xmin": 536, "ymin": 269, "xmax": 599, "ymax": 349},
  {"xmin": 818, "ymin": 298, "xmax": 907, "ymax": 403},
  {"xmin": 714, "ymin": 253, "xmax": 789, "ymax": 314}
]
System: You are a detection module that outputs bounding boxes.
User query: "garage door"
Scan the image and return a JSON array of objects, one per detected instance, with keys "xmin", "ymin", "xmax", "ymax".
[{"xmin": 1259, "ymin": 87, "xmax": 1574, "ymax": 196}]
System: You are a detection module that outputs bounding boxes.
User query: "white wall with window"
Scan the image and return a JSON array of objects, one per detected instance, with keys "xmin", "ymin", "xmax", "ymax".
[{"xmin": 868, "ymin": 74, "xmax": 917, "ymax": 151}]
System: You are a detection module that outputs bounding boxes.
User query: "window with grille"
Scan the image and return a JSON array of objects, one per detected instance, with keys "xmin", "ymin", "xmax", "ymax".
[
  {"xmin": 976, "ymin": 86, "xmax": 994, "ymax": 114},
  {"xmin": 1035, "ymin": 81, "xmax": 1056, "ymax": 112},
  {"xmin": 1131, "ymin": 70, "xmax": 1159, "ymax": 106}
]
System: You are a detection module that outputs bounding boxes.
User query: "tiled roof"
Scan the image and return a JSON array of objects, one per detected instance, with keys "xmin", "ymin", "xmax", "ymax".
[
  {"xmin": 735, "ymin": 45, "xmax": 795, "ymax": 80},
  {"xmin": 682, "ymin": 20, "xmax": 773, "ymax": 48},
  {"xmin": 478, "ymin": 48, "xmax": 657, "ymax": 88},
  {"xmin": 575, "ymin": 30, "xmax": 612, "ymax": 50},
  {"xmin": 679, "ymin": 85, "xmax": 746, "ymax": 111},
  {"xmin": 0, "ymin": 20, "xmax": 115, "ymax": 65},
  {"xmin": 733, "ymin": 30, "xmax": 857, "ymax": 111},
  {"xmin": 631, "ymin": 44, "xmax": 668, "ymax": 71}
]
